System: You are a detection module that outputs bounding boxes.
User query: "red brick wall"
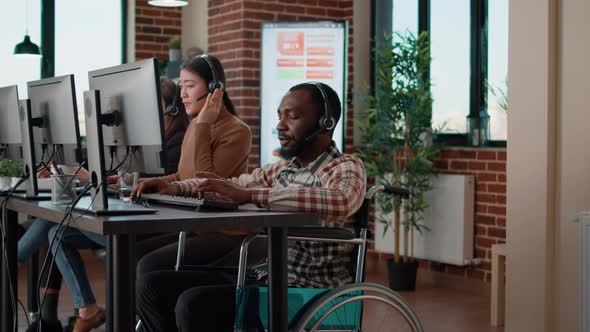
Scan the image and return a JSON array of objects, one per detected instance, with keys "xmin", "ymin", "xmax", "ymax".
[
  {"xmin": 135, "ymin": 2, "xmax": 182, "ymax": 60},
  {"xmin": 207, "ymin": 0, "xmax": 354, "ymax": 170},
  {"xmin": 424, "ymin": 147, "xmax": 507, "ymax": 282}
]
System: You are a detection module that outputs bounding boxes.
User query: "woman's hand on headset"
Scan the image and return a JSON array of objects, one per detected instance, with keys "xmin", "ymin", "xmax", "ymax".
[{"xmin": 196, "ymin": 88, "xmax": 223, "ymax": 124}]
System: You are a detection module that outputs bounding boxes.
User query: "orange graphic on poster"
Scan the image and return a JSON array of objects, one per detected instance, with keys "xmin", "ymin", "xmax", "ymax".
[
  {"xmin": 307, "ymin": 58, "xmax": 334, "ymax": 67},
  {"xmin": 307, "ymin": 47, "xmax": 334, "ymax": 56},
  {"xmin": 306, "ymin": 70, "xmax": 333, "ymax": 79},
  {"xmin": 278, "ymin": 32, "xmax": 304, "ymax": 56},
  {"xmin": 277, "ymin": 58, "xmax": 304, "ymax": 67}
]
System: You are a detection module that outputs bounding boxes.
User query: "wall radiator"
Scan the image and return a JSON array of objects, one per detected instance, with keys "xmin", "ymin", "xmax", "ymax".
[{"xmin": 374, "ymin": 174, "xmax": 476, "ymax": 266}]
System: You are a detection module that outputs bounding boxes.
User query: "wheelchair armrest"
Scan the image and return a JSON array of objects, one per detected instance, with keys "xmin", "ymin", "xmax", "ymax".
[
  {"xmin": 366, "ymin": 184, "xmax": 410, "ymax": 200},
  {"xmin": 382, "ymin": 185, "xmax": 410, "ymax": 198},
  {"xmin": 286, "ymin": 227, "xmax": 355, "ymax": 240}
]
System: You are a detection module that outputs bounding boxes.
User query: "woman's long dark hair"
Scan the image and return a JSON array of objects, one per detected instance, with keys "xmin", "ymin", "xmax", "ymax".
[
  {"xmin": 179, "ymin": 54, "xmax": 238, "ymax": 117},
  {"xmin": 160, "ymin": 76, "xmax": 189, "ymax": 141}
]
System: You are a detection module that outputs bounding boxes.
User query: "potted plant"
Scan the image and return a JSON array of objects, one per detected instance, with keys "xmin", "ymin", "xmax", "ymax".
[
  {"xmin": 168, "ymin": 35, "xmax": 182, "ymax": 62},
  {"xmin": 0, "ymin": 159, "xmax": 23, "ymax": 190},
  {"xmin": 357, "ymin": 31, "xmax": 439, "ymax": 291}
]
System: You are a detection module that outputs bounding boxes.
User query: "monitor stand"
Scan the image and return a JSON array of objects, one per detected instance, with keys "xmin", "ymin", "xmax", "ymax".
[
  {"xmin": 77, "ymin": 90, "xmax": 157, "ymax": 216},
  {"xmin": 72, "ymin": 196, "xmax": 156, "ymax": 216},
  {"xmin": 9, "ymin": 192, "xmax": 52, "ymax": 200},
  {"xmin": 16, "ymin": 99, "xmax": 50, "ymax": 201}
]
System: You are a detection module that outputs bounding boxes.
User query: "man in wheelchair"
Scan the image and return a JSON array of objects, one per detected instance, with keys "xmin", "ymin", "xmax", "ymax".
[{"xmin": 135, "ymin": 82, "xmax": 367, "ymax": 331}]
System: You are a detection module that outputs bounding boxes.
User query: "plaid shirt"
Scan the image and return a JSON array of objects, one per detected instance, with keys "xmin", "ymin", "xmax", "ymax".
[{"xmin": 174, "ymin": 142, "xmax": 367, "ymax": 288}]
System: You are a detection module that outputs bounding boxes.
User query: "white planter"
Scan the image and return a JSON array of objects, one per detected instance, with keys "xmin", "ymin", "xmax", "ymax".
[
  {"xmin": 11, "ymin": 177, "xmax": 21, "ymax": 188},
  {"xmin": 169, "ymin": 48, "xmax": 181, "ymax": 62},
  {"xmin": 0, "ymin": 177, "xmax": 10, "ymax": 190}
]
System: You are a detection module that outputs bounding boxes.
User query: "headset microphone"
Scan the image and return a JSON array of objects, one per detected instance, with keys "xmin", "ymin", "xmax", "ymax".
[
  {"xmin": 196, "ymin": 92, "xmax": 209, "ymax": 102},
  {"xmin": 304, "ymin": 127, "xmax": 323, "ymax": 143}
]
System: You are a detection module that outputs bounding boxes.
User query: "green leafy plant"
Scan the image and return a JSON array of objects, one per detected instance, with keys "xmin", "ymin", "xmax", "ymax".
[
  {"xmin": 486, "ymin": 79, "xmax": 508, "ymax": 112},
  {"xmin": 168, "ymin": 36, "xmax": 181, "ymax": 50},
  {"xmin": 0, "ymin": 159, "xmax": 23, "ymax": 177},
  {"xmin": 357, "ymin": 31, "xmax": 440, "ymax": 264}
]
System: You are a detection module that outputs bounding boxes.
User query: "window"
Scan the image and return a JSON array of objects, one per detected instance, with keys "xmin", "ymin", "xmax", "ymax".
[
  {"xmin": 430, "ymin": 0, "xmax": 470, "ymax": 134},
  {"xmin": 383, "ymin": 0, "xmax": 508, "ymax": 144},
  {"xmin": 393, "ymin": 0, "xmax": 418, "ymax": 34},
  {"xmin": 55, "ymin": 0, "xmax": 124, "ymax": 135},
  {"xmin": 0, "ymin": 1, "xmax": 42, "ymax": 98},
  {"xmin": 487, "ymin": 0, "xmax": 508, "ymax": 141}
]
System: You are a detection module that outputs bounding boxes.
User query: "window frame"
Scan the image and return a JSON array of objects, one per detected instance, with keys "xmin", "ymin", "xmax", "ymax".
[
  {"xmin": 40, "ymin": 0, "xmax": 128, "ymax": 79},
  {"xmin": 371, "ymin": 0, "xmax": 507, "ymax": 148}
]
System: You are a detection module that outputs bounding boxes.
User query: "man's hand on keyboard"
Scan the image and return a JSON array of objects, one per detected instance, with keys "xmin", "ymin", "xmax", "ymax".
[
  {"xmin": 192, "ymin": 179, "xmax": 251, "ymax": 205},
  {"xmin": 131, "ymin": 178, "xmax": 179, "ymax": 198}
]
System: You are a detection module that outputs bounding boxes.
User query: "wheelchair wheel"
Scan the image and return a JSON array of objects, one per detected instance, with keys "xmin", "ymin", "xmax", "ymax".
[{"xmin": 290, "ymin": 282, "xmax": 423, "ymax": 332}]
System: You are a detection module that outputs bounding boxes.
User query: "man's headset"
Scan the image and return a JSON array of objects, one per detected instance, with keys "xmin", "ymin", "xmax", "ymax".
[
  {"xmin": 164, "ymin": 82, "xmax": 180, "ymax": 117},
  {"xmin": 194, "ymin": 54, "xmax": 225, "ymax": 102},
  {"xmin": 304, "ymin": 82, "xmax": 336, "ymax": 143}
]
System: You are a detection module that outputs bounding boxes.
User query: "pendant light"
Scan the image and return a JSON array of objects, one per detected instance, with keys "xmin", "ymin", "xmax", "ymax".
[
  {"xmin": 148, "ymin": 0, "xmax": 188, "ymax": 7},
  {"xmin": 14, "ymin": 0, "xmax": 41, "ymax": 57}
]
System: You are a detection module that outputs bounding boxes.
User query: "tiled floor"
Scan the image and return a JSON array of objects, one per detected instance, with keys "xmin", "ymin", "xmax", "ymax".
[{"xmin": 15, "ymin": 251, "xmax": 504, "ymax": 331}]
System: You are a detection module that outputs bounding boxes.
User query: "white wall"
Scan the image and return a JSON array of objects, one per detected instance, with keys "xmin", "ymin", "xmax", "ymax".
[
  {"xmin": 181, "ymin": 0, "xmax": 208, "ymax": 56},
  {"xmin": 507, "ymin": 0, "xmax": 590, "ymax": 330},
  {"xmin": 127, "ymin": 0, "xmax": 136, "ymax": 62},
  {"xmin": 555, "ymin": 0, "xmax": 590, "ymax": 330},
  {"xmin": 353, "ymin": 0, "xmax": 371, "ymax": 145}
]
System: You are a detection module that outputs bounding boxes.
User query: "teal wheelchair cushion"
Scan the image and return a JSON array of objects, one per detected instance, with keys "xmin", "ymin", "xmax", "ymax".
[{"xmin": 235, "ymin": 286, "xmax": 362, "ymax": 331}]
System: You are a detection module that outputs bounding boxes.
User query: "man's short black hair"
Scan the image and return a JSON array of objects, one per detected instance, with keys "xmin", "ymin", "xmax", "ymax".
[{"xmin": 289, "ymin": 82, "xmax": 342, "ymax": 131}]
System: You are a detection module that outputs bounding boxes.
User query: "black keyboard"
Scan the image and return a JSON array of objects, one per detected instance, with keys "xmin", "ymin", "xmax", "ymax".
[{"xmin": 139, "ymin": 193, "xmax": 238, "ymax": 211}]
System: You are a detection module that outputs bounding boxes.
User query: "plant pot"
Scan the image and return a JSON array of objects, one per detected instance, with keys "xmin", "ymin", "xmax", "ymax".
[
  {"xmin": 386, "ymin": 259, "xmax": 418, "ymax": 291},
  {"xmin": 0, "ymin": 177, "xmax": 10, "ymax": 190},
  {"xmin": 169, "ymin": 48, "xmax": 181, "ymax": 62},
  {"xmin": 11, "ymin": 177, "xmax": 21, "ymax": 188}
]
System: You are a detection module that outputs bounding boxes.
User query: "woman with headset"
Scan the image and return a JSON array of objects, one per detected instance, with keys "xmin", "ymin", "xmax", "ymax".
[
  {"xmin": 45, "ymin": 55, "xmax": 253, "ymax": 332},
  {"xmin": 160, "ymin": 76, "xmax": 189, "ymax": 174}
]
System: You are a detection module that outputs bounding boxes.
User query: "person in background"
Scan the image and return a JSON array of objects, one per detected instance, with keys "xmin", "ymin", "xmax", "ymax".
[
  {"xmin": 160, "ymin": 76, "xmax": 189, "ymax": 174},
  {"xmin": 47, "ymin": 55, "xmax": 252, "ymax": 332}
]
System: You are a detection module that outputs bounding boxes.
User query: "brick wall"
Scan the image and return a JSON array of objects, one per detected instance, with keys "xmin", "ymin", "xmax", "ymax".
[
  {"xmin": 207, "ymin": 0, "xmax": 354, "ymax": 170},
  {"xmin": 135, "ymin": 2, "xmax": 182, "ymax": 60}
]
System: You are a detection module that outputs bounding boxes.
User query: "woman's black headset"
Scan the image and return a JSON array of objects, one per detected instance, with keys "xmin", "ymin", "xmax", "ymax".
[
  {"xmin": 200, "ymin": 54, "xmax": 225, "ymax": 93},
  {"xmin": 164, "ymin": 81, "xmax": 180, "ymax": 117},
  {"xmin": 192, "ymin": 54, "xmax": 226, "ymax": 103}
]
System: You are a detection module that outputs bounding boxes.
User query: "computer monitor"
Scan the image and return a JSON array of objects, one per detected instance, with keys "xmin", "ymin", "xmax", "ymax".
[
  {"xmin": 15, "ymin": 75, "xmax": 82, "ymax": 199},
  {"xmin": 27, "ymin": 75, "xmax": 82, "ymax": 166},
  {"xmin": 77, "ymin": 58, "xmax": 165, "ymax": 214},
  {"xmin": 0, "ymin": 85, "xmax": 23, "ymax": 161}
]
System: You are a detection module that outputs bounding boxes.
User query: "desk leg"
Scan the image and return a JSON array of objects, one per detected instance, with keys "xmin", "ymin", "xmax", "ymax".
[
  {"xmin": 106, "ymin": 236, "xmax": 114, "ymax": 332},
  {"xmin": 267, "ymin": 227, "xmax": 287, "ymax": 332},
  {"xmin": 106, "ymin": 234, "xmax": 136, "ymax": 332},
  {"xmin": 2, "ymin": 208, "xmax": 18, "ymax": 332},
  {"xmin": 27, "ymin": 252, "xmax": 39, "ymax": 317}
]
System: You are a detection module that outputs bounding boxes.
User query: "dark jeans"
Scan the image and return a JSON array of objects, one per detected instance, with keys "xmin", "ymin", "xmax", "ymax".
[
  {"xmin": 136, "ymin": 233, "xmax": 266, "ymax": 331},
  {"xmin": 137, "ymin": 270, "xmax": 236, "ymax": 332}
]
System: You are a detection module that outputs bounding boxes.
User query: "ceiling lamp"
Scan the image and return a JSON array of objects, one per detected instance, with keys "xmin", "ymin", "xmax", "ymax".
[
  {"xmin": 148, "ymin": 0, "xmax": 188, "ymax": 7},
  {"xmin": 14, "ymin": 0, "xmax": 41, "ymax": 57},
  {"xmin": 14, "ymin": 35, "xmax": 41, "ymax": 57}
]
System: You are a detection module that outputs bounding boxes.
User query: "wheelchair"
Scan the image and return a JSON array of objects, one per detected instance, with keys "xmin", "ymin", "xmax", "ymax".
[{"xmin": 170, "ymin": 184, "xmax": 425, "ymax": 332}]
